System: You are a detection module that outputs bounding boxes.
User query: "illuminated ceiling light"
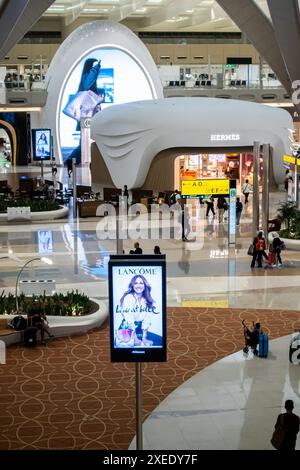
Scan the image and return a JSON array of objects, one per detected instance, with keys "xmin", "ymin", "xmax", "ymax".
[
  {"xmin": 147, "ymin": 0, "xmax": 162, "ymax": 3},
  {"xmin": 136, "ymin": 8, "xmax": 147, "ymax": 13},
  {"xmin": 66, "ymin": 4, "xmax": 82, "ymax": 10},
  {"xmin": 83, "ymin": 8, "xmax": 98, "ymax": 12},
  {"xmin": 186, "ymin": 9, "xmax": 194, "ymax": 13}
]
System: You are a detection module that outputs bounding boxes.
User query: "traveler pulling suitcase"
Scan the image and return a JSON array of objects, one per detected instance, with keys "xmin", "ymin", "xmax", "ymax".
[
  {"xmin": 24, "ymin": 326, "xmax": 37, "ymax": 347},
  {"xmin": 289, "ymin": 332, "xmax": 300, "ymax": 364},
  {"xmin": 258, "ymin": 333, "xmax": 269, "ymax": 358}
]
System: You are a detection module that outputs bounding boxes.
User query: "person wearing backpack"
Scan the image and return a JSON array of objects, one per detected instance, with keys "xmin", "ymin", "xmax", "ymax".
[
  {"xmin": 272, "ymin": 400, "xmax": 299, "ymax": 450},
  {"xmin": 272, "ymin": 232, "xmax": 283, "ymax": 267},
  {"xmin": 250, "ymin": 231, "xmax": 268, "ymax": 268}
]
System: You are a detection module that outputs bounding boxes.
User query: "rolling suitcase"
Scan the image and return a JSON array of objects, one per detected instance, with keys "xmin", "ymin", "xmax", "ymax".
[
  {"xmin": 24, "ymin": 326, "xmax": 37, "ymax": 348},
  {"xmin": 268, "ymin": 251, "xmax": 276, "ymax": 267},
  {"xmin": 258, "ymin": 334, "xmax": 268, "ymax": 358},
  {"xmin": 289, "ymin": 332, "xmax": 300, "ymax": 364}
]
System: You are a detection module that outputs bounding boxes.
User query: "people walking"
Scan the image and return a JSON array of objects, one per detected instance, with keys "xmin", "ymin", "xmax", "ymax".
[
  {"xmin": 242, "ymin": 179, "xmax": 251, "ymax": 204},
  {"xmin": 217, "ymin": 196, "xmax": 228, "ymax": 223},
  {"xmin": 236, "ymin": 197, "xmax": 243, "ymax": 225},
  {"xmin": 205, "ymin": 197, "xmax": 215, "ymax": 217},
  {"xmin": 181, "ymin": 205, "xmax": 191, "ymax": 241},
  {"xmin": 250, "ymin": 230, "xmax": 268, "ymax": 268},
  {"xmin": 272, "ymin": 400, "xmax": 299, "ymax": 451},
  {"xmin": 272, "ymin": 232, "xmax": 283, "ymax": 267}
]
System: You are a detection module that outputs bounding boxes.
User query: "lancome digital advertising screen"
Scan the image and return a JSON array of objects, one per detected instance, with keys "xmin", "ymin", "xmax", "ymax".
[
  {"xmin": 59, "ymin": 47, "xmax": 154, "ymax": 164},
  {"xmin": 32, "ymin": 129, "xmax": 51, "ymax": 160},
  {"xmin": 108, "ymin": 256, "xmax": 166, "ymax": 362}
]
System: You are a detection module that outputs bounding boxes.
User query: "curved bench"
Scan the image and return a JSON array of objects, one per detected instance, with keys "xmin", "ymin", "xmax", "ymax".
[{"xmin": 0, "ymin": 299, "xmax": 108, "ymax": 346}]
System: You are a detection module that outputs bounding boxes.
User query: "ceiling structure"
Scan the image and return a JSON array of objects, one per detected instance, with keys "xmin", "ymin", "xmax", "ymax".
[
  {"xmin": 42, "ymin": 0, "xmax": 244, "ymax": 31},
  {"xmin": 0, "ymin": 0, "xmax": 56, "ymax": 59}
]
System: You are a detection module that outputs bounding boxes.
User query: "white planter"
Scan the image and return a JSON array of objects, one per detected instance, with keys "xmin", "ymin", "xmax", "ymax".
[
  {"xmin": 0, "ymin": 205, "xmax": 68, "ymax": 222},
  {"xmin": 280, "ymin": 237, "xmax": 300, "ymax": 251},
  {"xmin": 268, "ymin": 234, "xmax": 300, "ymax": 251},
  {"xmin": 1, "ymin": 298, "xmax": 108, "ymax": 345}
]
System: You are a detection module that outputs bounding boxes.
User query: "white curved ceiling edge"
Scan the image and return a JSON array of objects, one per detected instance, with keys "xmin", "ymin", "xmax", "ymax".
[
  {"xmin": 90, "ymin": 96, "xmax": 292, "ymax": 188},
  {"xmin": 40, "ymin": 20, "xmax": 163, "ymax": 164}
]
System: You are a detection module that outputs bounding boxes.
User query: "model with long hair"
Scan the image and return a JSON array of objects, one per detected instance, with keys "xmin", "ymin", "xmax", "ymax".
[{"xmin": 118, "ymin": 275, "xmax": 158, "ymax": 347}]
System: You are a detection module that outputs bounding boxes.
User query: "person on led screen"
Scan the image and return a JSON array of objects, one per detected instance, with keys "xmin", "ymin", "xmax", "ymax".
[
  {"xmin": 37, "ymin": 132, "xmax": 48, "ymax": 145},
  {"xmin": 116, "ymin": 275, "xmax": 162, "ymax": 348},
  {"xmin": 66, "ymin": 58, "xmax": 104, "ymax": 163},
  {"xmin": 38, "ymin": 230, "xmax": 52, "ymax": 253}
]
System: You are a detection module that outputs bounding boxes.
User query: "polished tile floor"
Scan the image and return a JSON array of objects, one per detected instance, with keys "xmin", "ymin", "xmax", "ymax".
[
  {"xmin": 132, "ymin": 334, "xmax": 300, "ymax": 450},
  {"xmin": 1, "ymin": 165, "xmax": 300, "ymax": 450}
]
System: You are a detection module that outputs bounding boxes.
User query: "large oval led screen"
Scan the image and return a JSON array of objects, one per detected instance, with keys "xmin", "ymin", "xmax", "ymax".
[{"xmin": 59, "ymin": 47, "xmax": 155, "ymax": 164}]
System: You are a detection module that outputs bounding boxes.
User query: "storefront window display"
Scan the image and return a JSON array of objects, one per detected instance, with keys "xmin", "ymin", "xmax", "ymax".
[{"xmin": 175, "ymin": 152, "xmax": 263, "ymax": 191}]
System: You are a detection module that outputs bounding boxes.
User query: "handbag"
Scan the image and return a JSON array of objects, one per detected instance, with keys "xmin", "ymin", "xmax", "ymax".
[
  {"xmin": 271, "ymin": 414, "xmax": 286, "ymax": 449},
  {"xmin": 280, "ymin": 241, "xmax": 286, "ymax": 250},
  {"xmin": 247, "ymin": 244, "xmax": 254, "ymax": 256},
  {"xmin": 117, "ymin": 328, "xmax": 133, "ymax": 343},
  {"xmin": 63, "ymin": 90, "xmax": 103, "ymax": 122}
]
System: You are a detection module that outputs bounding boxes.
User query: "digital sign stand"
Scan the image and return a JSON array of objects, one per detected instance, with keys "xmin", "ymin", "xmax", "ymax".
[
  {"xmin": 108, "ymin": 254, "xmax": 167, "ymax": 450},
  {"xmin": 136, "ymin": 362, "xmax": 143, "ymax": 450},
  {"xmin": 228, "ymin": 180, "xmax": 237, "ymax": 246}
]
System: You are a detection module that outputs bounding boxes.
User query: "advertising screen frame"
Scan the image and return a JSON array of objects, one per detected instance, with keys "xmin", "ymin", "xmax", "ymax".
[
  {"xmin": 108, "ymin": 255, "xmax": 167, "ymax": 363},
  {"xmin": 32, "ymin": 128, "xmax": 52, "ymax": 161}
]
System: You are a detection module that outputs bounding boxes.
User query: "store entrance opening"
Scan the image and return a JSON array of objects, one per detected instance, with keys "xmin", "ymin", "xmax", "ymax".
[{"xmin": 174, "ymin": 149, "xmax": 264, "ymax": 191}]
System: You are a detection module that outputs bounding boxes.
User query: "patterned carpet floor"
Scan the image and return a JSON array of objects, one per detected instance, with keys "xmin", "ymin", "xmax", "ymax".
[{"xmin": 0, "ymin": 307, "xmax": 300, "ymax": 450}]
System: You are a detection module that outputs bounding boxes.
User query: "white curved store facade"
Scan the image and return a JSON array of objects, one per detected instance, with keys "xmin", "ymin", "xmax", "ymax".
[{"xmin": 91, "ymin": 97, "xmax": 293, "ymax": 188}]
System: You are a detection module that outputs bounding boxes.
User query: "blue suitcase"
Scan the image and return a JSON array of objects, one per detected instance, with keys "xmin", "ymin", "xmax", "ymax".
[{"xmin": 258, "ymin": 334, "xmax": 268, "ymax": 358}]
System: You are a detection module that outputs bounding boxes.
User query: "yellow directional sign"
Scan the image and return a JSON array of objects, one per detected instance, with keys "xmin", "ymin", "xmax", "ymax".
[
  {"xmin": 297, "ymin": 158, "xmax": 300, "ymax": 166},
  {"xmin": 181, "ymin": 179, "xmax": 230, "ymax": 196},
  {"xmin": 283, "ymin": 155, "xmax": 296, "ymax": 164}
]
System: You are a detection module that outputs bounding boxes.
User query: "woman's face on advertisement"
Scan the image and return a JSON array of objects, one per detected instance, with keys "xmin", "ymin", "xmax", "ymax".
[{"xmin": 133, "ymin": 277, "xmax": 145, "ymax": 294}]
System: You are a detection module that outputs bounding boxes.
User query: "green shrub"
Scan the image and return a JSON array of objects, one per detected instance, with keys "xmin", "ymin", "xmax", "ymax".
[
  {"xmin": 277, "ymin": 202, "xmax": 298, "ymax": 231},
  {"xmin": 0, "ymin": 198, "xmax": 60, "ymax": 213},
  {"xmin": 277, "ymin": 202, "xmax": 300, "ymax": 240},
  {"xmin": 0, "ymin": 290, "xmax": 93, "ymax": 316}
]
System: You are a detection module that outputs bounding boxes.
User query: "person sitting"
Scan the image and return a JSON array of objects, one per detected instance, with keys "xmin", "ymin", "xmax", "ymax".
[
  {"xmin": 27, "ymin": 304, "xmax": 54, "ymax": 345},
  {"xmin": 243, "ymin": 322, "xmax": 261, "ymax": 355},
  {"xmin": 154, "ymin": 245, "xmax": 161, "ymax": 255},
  {"xmin": 268, "ymin": 217, "xmax": 281, "ymax": 233},
  {"xmin": 129, "ymin": 242, "xmax": 143, "ymax": 254}
]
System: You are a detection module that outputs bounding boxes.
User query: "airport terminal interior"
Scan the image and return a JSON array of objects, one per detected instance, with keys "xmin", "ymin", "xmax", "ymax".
[{"xmin": 1, "ymin": 0, "xmax": 300, "ymax": 454}]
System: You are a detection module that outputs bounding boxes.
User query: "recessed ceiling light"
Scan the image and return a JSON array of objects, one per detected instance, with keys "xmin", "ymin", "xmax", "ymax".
[{"xmin": 186, "ymin": 9, "xmax": 194, "ymax": 13}]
